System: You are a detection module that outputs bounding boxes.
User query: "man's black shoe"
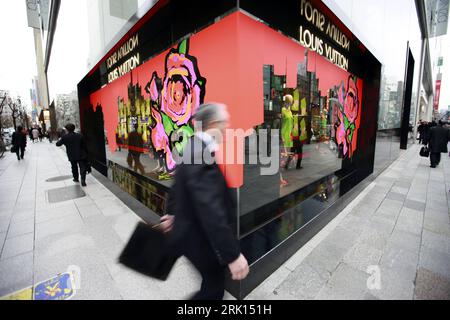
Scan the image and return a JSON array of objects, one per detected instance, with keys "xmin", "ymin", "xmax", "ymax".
[
  {"xmin": 73, "ymin": 179, "xmax": 79, "ymax": 183},
  {"xmin": 81, "ymin": 181, "xmax": 87, "ymax": 187},
  {"xmin": 430, "ymin": 165, "xmax": 436, "ymax": 168}
]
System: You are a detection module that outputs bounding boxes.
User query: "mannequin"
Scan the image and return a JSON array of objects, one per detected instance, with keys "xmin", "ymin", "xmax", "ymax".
[
  {"xmin": 280, "ymin": 95, "xmax": 294, "ymax": 186},
  {"xmin": 281, "ymin": 95, "xmax": 294, "ymax": 152}
]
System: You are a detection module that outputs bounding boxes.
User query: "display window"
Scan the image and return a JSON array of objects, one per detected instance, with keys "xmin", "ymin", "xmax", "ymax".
[
  {"xmin": 80, "ymin": 2, "xmax": 374, "ymax": 221},
  {"xmin": 260, "ymin": 54, "xmax": 363, "ymax": 197},
  {"xmin": 78, "ymin": 0, "xmax": 380, "ymax": 281},
  {"xmin": 235, "ymin": 10, "xmax": 365, "ymax": 226}
]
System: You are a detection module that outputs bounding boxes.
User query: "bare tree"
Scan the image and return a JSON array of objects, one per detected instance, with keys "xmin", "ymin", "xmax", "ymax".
[
  {"xmin": 56, "ymin": 92, "xmax": 80, "ymax": 128},
  {"xmin": 1, "ymin": 115, "xmax": 13, "ymax": 129},
  {"xmin": 7, "ymin": 96, "xmax": 24, "ymax": 130},
  {"xmin": 56, "ymin": 97, "xmax": 70, "ymax": 125},
  {"xmin": 0, "ymin": 93, "xmax": 6, "ymax": 133}
]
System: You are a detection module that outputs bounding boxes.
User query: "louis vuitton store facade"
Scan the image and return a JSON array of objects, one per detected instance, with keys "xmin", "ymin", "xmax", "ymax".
[{"xmin": 78, "ymin": 0, "xmax": 428, "ymax": 298}]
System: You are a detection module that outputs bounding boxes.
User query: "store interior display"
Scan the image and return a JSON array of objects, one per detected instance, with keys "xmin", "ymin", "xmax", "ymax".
[{"xmin": 250, "ymin": 48, "xmax": 363, "ymax": 203}]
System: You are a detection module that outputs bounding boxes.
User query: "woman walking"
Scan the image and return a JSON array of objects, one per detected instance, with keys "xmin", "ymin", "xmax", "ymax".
[{"xmin": 11, "ymin": 126, "xmax": 27, "ymax": 161}]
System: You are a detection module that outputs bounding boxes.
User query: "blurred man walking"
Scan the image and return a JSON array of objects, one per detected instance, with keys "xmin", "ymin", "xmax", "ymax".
[{"xmin": 160, "ymin": 103, "xmax": 249, "ymax": 300}]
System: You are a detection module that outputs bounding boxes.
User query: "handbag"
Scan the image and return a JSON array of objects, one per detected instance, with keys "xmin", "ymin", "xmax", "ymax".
[
  {"xmin": 118, "ymin": 222, "xmax": 178, "ymax": 281},
  {"xmin": 10, "ymin": 145, "xmax": 18, "ymax": 153},
  {"xmin": 85, "ymin": 160, "xmax": 92, "ymax": 174},
  {"xmin": 420, "ymin": 146, "xmax": 430, "ymax": 158}
]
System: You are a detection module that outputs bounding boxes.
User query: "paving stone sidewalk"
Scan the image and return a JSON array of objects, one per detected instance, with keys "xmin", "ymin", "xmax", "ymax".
[
  {"xmin": 0, "ymin": 140, "xmax": 210, "ymax": 300},
  {"xmin": 247, "ymin": 143, "xmax": 450, "ymax": 300},
  {"xmin": 1, "ymin": 140, "xmax": 449, "ymax": 300}
]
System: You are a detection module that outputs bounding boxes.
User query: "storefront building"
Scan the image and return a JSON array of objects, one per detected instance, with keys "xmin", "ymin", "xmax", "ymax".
[
  {"xmin": 73, "ymin": 0, "xmax": 432, "ymax": 298},
  {"xmin": 323, "ymin": 0, "xmax": 434, "ymax": 174}
]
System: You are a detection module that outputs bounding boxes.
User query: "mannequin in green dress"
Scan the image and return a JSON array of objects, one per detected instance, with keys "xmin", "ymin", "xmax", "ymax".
[
  {"xmin": 281, "ymin": 95, "xmax": 294, "ymax": 186},
  {"xmin": 281, "ymin": 95, "xmax": 294, "ymax": 151}
]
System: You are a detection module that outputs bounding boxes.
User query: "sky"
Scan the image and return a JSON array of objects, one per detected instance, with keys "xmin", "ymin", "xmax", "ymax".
[
  {"xmin": 0, "ymin": 0, "xmax": 91, "ymax": 112},
  {"xmin": 0, "ymin": 0, "xmax": 37, "ymax": 110},
  {"xmin": 46, "ymin": 0, "xmax": 90, "ymax": 101}
]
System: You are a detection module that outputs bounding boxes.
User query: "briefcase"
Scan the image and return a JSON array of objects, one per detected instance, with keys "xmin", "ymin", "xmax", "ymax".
[
  {"xmin": 118, "ymin": 222, "xmax": 178, "ymax": 281},
  {"xmin": 419, "ymin": 146, "xmax": 429, "ymax": 158}
]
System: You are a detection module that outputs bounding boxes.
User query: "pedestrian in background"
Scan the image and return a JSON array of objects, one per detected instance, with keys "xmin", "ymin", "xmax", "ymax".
[
  {"xmin": 422, "ymin": 121, "xmax": 431, "ymax": 145},
  {"xmin": 115, "ymin": 130, "xmax": 122, "ymax": 152},
  {"xmin": 408, "ymin": 122, "xmax": 414, "ymax": 140},
  {"xmin": 32, "ymin": 127, "xmax": 39, "ymax": 143},
  {"xmin": 38, "ymin": 126, "xmax": 43, "ymax": 142},
  {"xmin": 47, "ymin": 127, "xmax": 54, "ymax": 143},
  {"xmin": 417, "ymin": 120, "xmax": 424, "ymax": 144},
  {"xmin": 28, "ymin": 127, "xmax": 33, "ymax": 142},
  {"xmin": 428, "ymin": 120, "xmax": 450, "ymax": 168},
  {"xmin": 127, "ymin": 124, "xmax": 145, "ymax": 175},
  {"xmin": 159, "ymin": 103, "xmax": 249, "ymax": 300},
  {"xmin": 11, "ymin": 126, "xmax": 27, "ymax": 161},
  {"xmin": 56, "ymin": 123, "xmax": 89, "ymax": 186}
]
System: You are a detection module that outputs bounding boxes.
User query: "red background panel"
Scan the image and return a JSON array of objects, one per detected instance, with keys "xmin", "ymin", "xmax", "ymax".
[{"xmin": 89, "ymin": 11, "xmax": 364, "ymax": 189}]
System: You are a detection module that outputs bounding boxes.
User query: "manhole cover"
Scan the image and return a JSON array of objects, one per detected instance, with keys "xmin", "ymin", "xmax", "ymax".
[
  {"xmin": 46, "ymin": 175, "xmax": 74, "ymax": 182},
  {"xmin": 46, "ymin": 185, "xmax": 86, "ymax": 203}
]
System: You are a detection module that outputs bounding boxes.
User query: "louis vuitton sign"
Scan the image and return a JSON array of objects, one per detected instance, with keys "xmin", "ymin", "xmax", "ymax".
[
  {"xmin": 106, "ymin": 34, "xmax": 141, "ymax": 83},
  {"xmin": 298, "ymin": 0, "xmax": 350, "ymax": 70}
]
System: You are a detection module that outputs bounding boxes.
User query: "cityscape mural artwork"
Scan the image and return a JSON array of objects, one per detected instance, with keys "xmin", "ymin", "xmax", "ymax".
[{"xmin": 263, "ymin": 50, "xmax": 362, "ymax": 164}]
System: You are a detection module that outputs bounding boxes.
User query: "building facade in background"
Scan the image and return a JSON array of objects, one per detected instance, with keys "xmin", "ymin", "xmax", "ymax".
[
  {"xmin": 30, "ymin": 77, "xmax": 41, "ymax": 125},
  {"xmin": 28, "ymin": 0, "xmax": 145, "ymax": 132},
  {"xmin": 426, "ymin": 0, "xmax": 449, "ymax": 118},
  {"xmin": 324, "ymin": 0, "xmax": 438, "ymax": 173},
  {"xmin": 25, "ymin": 0, "xmax": 50, "ymax": 113},
  {"xmin": 0, "ymin": 90, "xmax": 13, "ymax": 129},
  {"xmin": 86, "ymin": 0, "xmax": 141, "ymax": 70}
]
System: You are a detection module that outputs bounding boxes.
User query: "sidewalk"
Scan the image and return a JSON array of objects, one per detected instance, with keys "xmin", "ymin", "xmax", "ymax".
[
  {"xmin": 247, "ymin": 144, "xmax": 450, "ymax": 300},
  {"xmin": 0, "ymin": 140, "xmax": 208, "ymax": 300},
  {"xmin": 1, "ymin": 140, "xmax": 449, "ymax": 300}
]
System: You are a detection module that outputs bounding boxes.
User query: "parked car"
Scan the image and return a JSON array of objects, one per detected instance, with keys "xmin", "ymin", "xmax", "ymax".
[
  {"xmin": 4, "ymin": 127, "xmax": 14, "ymax": 136},
  {"xmin": 1, "ymin": 131, "xmax": 12, "ymax": 146}
]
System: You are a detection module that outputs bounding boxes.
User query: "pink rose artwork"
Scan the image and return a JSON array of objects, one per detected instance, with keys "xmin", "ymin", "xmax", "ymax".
[
  {"xmin": 146, "ymin": 39, "xmax": 206, "ymax": 173},
  {"xmin": 334, "ymin": 76, "xmax": 360, "ymax": 158}
]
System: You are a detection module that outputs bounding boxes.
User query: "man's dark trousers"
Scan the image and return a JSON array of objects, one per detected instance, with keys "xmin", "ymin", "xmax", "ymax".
[
  {"xmin": 430, "ymin": 152, "xmax": 441, "ymax": 167},
  {"xmin": 185, "ymin": 250, "xmax": 226, "ymax": 300},
  {"xmin": 71, "ymin": 160, "xmax": 87, "ymax": 182},
  {"xmin": 167, "ymin": 136, "xmax": 242, "ymax": 300}
]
